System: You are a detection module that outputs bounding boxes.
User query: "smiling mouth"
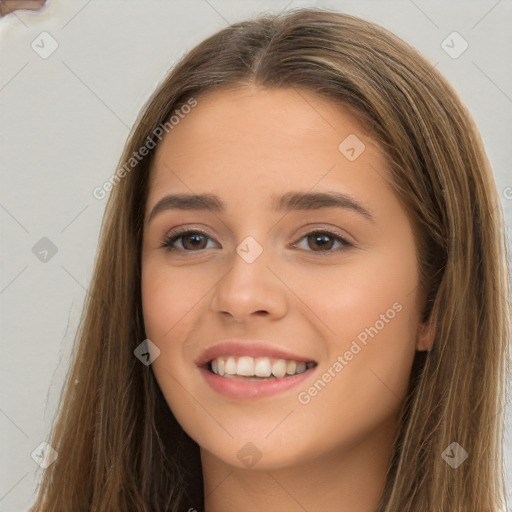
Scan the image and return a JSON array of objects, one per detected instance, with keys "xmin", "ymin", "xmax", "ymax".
[{"xmin": 207, "ymin": 355, "xmax": 317, "ymax": 380}]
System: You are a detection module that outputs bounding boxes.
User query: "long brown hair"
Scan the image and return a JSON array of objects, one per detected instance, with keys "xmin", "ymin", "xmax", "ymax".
[{"xmin": 30, "ymin": 8, "xmax": 510, "ymax": 511}]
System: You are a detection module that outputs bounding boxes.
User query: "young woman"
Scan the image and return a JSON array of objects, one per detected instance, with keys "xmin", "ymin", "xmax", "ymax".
[{"xmin": 30, "ymin": 7, "xmax": 510, "ymax": 512}]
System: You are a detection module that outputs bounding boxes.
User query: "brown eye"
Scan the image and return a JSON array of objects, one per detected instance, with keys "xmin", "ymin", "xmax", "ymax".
[
  {"xmin": 307, "ymin": 233, "xmax": 335, "ymax": 251},
  {"xmin": 162, "ymin": 230, "xmax": 216, "ymax": 251},
  {"xmin": 294, "ymin": 230, "xmax": 353, "ymax": 255}
]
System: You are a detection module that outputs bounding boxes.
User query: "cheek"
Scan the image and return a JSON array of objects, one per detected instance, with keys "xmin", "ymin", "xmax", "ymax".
[
  {"xmin": 141, "ymin": 261, "xmax": 213, "ymax": 384},
  {"xmin": 141, "ymin": 263, "xmax": 205, "ymax": 419},
  {"xmin": 281, "ymin": 241, "xmax": 419, "ymax": 356},
  {"xmin": 298, "ymin": 310, "xmax": 416, "ymax": 454},
  {"xmin": 141, "ymin": 262, "xmax": 204, "ymax": 341},
  {"xmin": 294, "ymin": 253, "xmax": 419, "ymax": 441}
]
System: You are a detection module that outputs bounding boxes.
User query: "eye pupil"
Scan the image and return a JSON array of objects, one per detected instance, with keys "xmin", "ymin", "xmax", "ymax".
[
  {"xmin": 309, "ymin": 234, "xmax": 333, "ymax": 251},
  {"xmin": 183, "ymin": 234, "xmax": 206, "ymax": 250}
]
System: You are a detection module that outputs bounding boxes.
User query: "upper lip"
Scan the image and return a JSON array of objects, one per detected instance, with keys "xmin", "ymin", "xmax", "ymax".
[{"xmin": 195, "ymin": 340, "xmax": 317, "ymax": 368}]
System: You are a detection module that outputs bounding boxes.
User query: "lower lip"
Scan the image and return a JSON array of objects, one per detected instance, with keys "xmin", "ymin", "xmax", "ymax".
[{"xmin": 198, "ymin": 365, "xmax": 317, "ymax": 399}]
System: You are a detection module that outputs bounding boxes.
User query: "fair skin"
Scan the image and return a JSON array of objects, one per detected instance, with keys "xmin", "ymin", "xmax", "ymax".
[{"xmin": 141, "ymin": 85, "xmax": 434, "ymax": 512}]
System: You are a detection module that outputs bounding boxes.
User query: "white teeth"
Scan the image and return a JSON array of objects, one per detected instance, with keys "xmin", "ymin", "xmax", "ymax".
[
  {"xmin": 254, "ymin": 357, "xmax": 272, "ymax": 377},
  {"xmin": 286, "ymin": 360, "xmax": 296, "ymax": 375},
  {"xmin": 225, "ymin": 356, "xmax": 237, "ymax": 375},
  {"xmin": 218, "ymin": 358, "xmax": 225, "ymax": 376},
  {"xmin": 272, "ymin": 359, "xmax": 287, "ymax": 378},
  {"xmin": 209, "ymin": 355, "xmax": 314, "ymax": 378},
  {"xmin": 237, "ymin": 356, "xmax": 254, "ymax": 376}
]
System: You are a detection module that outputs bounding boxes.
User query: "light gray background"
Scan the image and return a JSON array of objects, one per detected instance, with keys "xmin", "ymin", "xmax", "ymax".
[{"xmin": 1, "ymin": 1, "xmax": 511, "ymax": 510}]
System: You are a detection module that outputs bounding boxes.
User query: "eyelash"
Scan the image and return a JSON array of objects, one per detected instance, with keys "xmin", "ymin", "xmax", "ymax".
[{"xmin": 160, "ymin": 227, "xmax": 353, "ymax": 256}]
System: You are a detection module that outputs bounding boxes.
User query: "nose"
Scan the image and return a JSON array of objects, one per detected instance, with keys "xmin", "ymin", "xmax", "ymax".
[{"xmin": 209, "ymin": 242, "xmax": 288, "ymax": 323}]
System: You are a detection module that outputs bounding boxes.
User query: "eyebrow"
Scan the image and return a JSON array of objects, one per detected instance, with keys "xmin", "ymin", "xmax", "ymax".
[{"xmin": 146, "ymin": 191, "xmax": 374, "ymax": 224}]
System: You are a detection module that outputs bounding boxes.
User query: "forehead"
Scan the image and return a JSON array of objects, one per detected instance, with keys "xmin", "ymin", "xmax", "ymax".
[
  {"xmin": 152, "ymin": 85, "xmax": 372, "ymax": 157},
  {"xmin": 147, "ymin": 85, "xmax": 390, "ymax": 211}
]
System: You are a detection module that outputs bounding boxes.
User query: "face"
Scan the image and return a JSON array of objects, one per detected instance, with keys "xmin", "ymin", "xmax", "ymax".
[{"xmin": 141, "ymin": 85, "xmax": 431, "ymax": 471}]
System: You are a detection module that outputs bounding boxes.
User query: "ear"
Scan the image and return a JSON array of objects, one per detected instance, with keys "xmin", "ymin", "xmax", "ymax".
[{"xmin": 416, "ymin": 319, "xmax": 436, "ymax": 352}]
